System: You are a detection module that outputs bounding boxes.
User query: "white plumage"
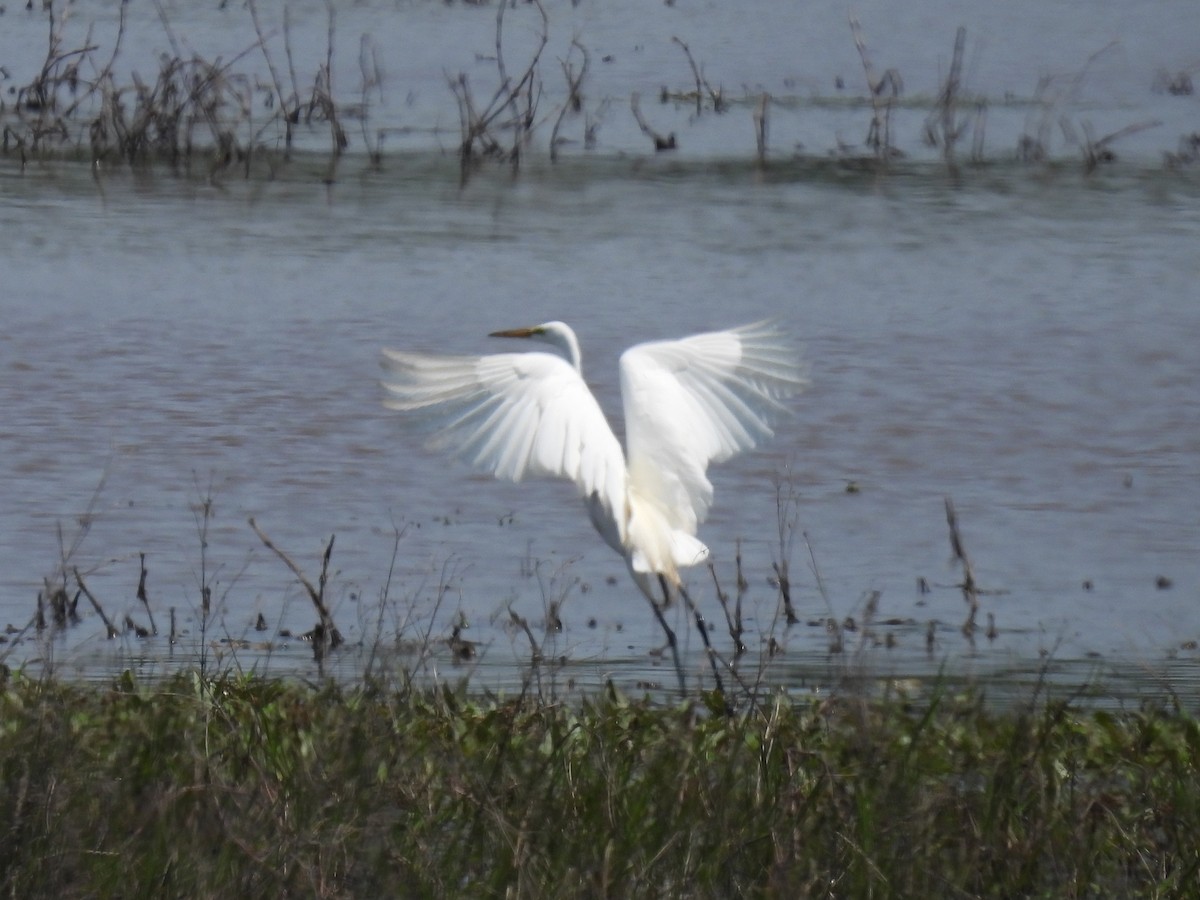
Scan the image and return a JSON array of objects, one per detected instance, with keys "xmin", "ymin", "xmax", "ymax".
[{"xmin": 381, "ymin": 320, "xmax": 805, "ymax": 603}]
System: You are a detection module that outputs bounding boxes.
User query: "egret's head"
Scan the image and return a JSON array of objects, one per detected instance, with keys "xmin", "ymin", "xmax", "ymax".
[{"xmin": 488, "ymin": 321, "xmax": 580, "ymax": 371}]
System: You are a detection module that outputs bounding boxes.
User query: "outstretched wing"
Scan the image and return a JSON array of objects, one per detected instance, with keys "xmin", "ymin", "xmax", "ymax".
[
  {"xmin": 619, "ymin": 321, "xmax": 806, "ymax": 538},
  {"xmin": 381, "ymin": 348, "xmax": 627, "ymax": 509}
]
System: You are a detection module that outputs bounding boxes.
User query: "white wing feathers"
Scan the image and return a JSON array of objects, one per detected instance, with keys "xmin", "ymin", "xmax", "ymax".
[
  {"xmin": 380, "ymin": 348, "xmax": 626, "ymax": 504},
  {"xmin": 620, "ymin": 322, "xmax": 806, "ymax": 548},
  {"xmin": 382, "ymin": 321, "xmax": 804, "ymax": 583}
]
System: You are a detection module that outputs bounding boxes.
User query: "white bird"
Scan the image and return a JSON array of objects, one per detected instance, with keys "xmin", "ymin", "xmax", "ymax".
[{"xmin": 381, "ymin": 321, "xmax": 806, "ymax": 689}]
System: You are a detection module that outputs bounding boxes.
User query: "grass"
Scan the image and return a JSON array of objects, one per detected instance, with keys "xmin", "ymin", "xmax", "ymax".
[{"xmin": 1, "ymin": 668, "xmax": 1197, "ymax": 897}]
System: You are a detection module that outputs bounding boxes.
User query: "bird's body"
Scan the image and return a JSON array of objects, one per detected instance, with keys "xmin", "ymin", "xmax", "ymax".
[{"xmin": 381, "ymin": 321, "xmax": 806, "ymax": 606}]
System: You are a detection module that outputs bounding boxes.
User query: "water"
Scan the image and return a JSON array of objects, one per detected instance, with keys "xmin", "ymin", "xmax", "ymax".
[{"xmin": 1, "ymin": 0, "xmax": 1198, "ymax": 703}]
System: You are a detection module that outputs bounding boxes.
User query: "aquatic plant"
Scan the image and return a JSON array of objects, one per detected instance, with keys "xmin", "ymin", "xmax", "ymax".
[
  {"xmin": 0, "ymin": 669, "xmax": 1196, "ymax": 896},
  {"xmin": 447, "ymin": 0, "xmax": 548, "ymax": 181},
  {"xmin": 2, "ymin": 3, "xmax": 1188, "ymax": 178}
]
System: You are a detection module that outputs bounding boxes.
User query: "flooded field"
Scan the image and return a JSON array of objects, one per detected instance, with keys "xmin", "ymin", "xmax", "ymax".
[{"xmin": 1, "ymin": 0, "xmax": 1198, "ymax": 703}]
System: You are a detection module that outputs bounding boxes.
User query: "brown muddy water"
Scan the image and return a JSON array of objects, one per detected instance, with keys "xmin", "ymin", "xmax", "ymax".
[{"xmin": 1, "ymin": 0, "xmax": 1198, "ymax": 705}]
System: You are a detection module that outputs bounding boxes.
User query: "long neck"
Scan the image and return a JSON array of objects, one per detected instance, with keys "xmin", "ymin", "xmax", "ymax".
[{"xmin": 541, "ymin": 322, "xmax": 582, "ymax": 373}]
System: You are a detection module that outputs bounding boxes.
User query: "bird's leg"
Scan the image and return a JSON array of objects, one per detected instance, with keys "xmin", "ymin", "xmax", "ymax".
[
  {"xmin": 653, "ymin": 574, "xmax": 687, "ymax": 698},
  {"xmin": 677, "ymin": 583, "xmax": 727, "ymax": 700}
]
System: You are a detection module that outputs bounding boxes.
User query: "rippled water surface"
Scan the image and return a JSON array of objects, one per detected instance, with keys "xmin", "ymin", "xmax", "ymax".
[{"xmin": 1, "ymin": 0, "xmax": 1198, "ymax": 703}]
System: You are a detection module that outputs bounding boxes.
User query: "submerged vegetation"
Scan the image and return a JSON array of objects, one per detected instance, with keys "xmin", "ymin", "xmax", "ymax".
[
  {"xmin": 1, "ymin": 0, "xmax": 1196, "ymax": 180},
  {"xmin": 1, "ymin": 669, "xmax": 1198, "ymax": 897}
]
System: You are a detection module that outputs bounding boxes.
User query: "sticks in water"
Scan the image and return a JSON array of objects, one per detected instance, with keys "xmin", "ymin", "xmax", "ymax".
[
  {"xmin": 249, "ymin": 517, "xmax": 343, "ymax": 660},
  {"xmin": 944, "ymin": 497, "xmax": 979, "ymax": 639}
]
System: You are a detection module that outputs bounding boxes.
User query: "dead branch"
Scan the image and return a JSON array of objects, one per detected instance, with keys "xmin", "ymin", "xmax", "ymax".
[
  {"xmin": 38, "ymin": 579, "xmax": 77, "ymax": 631},
  {"xmin": 849, "ymin": 14, "xmax": 902, "ymax": 162},
  {"xmin": 803, "ymin": 531, "xmax": 839, "ymax": 653},
  {"xmin": 305, "ymin": 0, "xmax": 348, "ymax": 178},
  {"xmin": 136, "ymin": 552, "xmax": 158, "ymax": 636},
  {"xmin": 773, "ymin": 478, "xmax": 800, "ymax": 626},
  {"xmin": 708, "ymin": 562, "xmax": 746, "ymax": 657},
  {"xmin": 671, "ymin": 36, "xmax": 724, "ymax": 115},
  {"xmin": 74, "ymin": 568, "xmax": 118, "ymax": 639},
  {"xmin": 247, "ymin": 0, "xmax": 296, "ymax": 153},
  {"xmin": 1082, "ymin": 118, "xmax": 1162, "ymax": 172},
  {"xmin": 550, "ymin": 37, "xmax": 589, "ymax": 162},
  {"xmin": 125, "ymin": 615, "xmax": 151, "ymax": 639},
  {"xmin": 753, "ymin": 92, "xmax": 769, "ymax": 164},
  {"xmin": 924, "ymin": 26, "xmax": 971, "ymax": 173},
  {"xmin": 508, "ymin": 606, "xmax": 543, "ymax": 664},
  {"xmin": 359, "ymin": 33, "xmax": 385, "ymax": 166},
  {"xmin": 1020, "ymin": 41, "xmax": 1120, "ymax": 164},
  {"xmin": 943, "ymin": 497, "xmax": 979, "ymax": 638},
  {"xmin": 630, "ymin": 92, "xmax": 676, "ymax": 151},
  {"xmin": 447, "ymin": 0, "xmax": 548, "ymax": 177},
  {"xmin": 249, "ymin": 517, "xmax": 343, "ymax": 655},
  {"xmin": 61, "ymin": 0, "xmax": 127, "ymax": 120}
]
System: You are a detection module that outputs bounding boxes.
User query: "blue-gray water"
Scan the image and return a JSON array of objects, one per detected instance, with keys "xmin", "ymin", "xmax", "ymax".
[{"xmin": 1, "ymin": 0, "xmax": 1198, "ymax": 704}]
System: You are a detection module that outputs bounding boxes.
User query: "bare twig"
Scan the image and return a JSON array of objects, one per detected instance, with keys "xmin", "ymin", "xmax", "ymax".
[
  {"xmin": 550, "ymin": 38, "xmax": 589, "ymax": 162},
  {"xmin": 61, "ymin": 0, "xmax": 126, "ymax": 121},
  {"xmin": 447, "ymin": 0, "xmax": 548, "ymax": 179},
  {"xmin": 249, "ymin": 517, "xmax": 343, "ymax": 657},
  {"xmin": 803, "ymin": 531, "xmax": 841, "ymax": 653},
  {"xmin": 677, "ymin": 583, "xmax": 733, "ymax": 711},
  {"xmin": 73, "ymin": 568, "xmax": 118, "ymax": 639},
  {"xmin": 675, "ymin": 36, "xmax": 704, "ymax": 117},
  {"xmin": 136, "ymin": 552, "xmax": 158, "ymax": 636},
  {"xmin": 773, "ymin": 477, "xmax": 800, "ymax": 626},
  {"xmin": 944, "ymin": 497, "xmax": 979, "ymax": 638},
  {"xmin": 1020, "ymin": 41, "xmax": 1120, "ymax": 163},
  {"xmin": 709, "ymin": 562, "xmax": 745, "ymax": 657},
  {"xmin": 970, "ymin": 100, "xmax": 988, "ymax": 163},
  {"xmin": 305, "ymin": 0, "xmax": 348, "ymax": 179},
  {"xmin": 1081, "ymin": 118, "xmax": 1162, "ymax": 172},
  {"xmin": 849, "ymin": 14, "xmax": 902, "ymax": 162},
  {"xmin": 151, "ymin": 0, "xmax": 183, "ymax": 60},
  {"xmin": 753, "ymin": 92, "xmax": 769, "ymax": 164},
  {"xmin": 924, "ymin": 26, "xmax": 972, "ymax": 174},
  {"xmin": 671, "ymin": 36, "xmax": 724, "ymax": 115},
  {"xmin": 38, "ymin": 578, "xmax": 77, "ymax": 631},
  {"xmin": 507, "ymin": 606, "xmax": 544, "ymax": 695},
  {"xmin": 247, "ymin": 0, "xmax": 296, "ymax": 153},
  {"xmin": 630, "ymin": 92, "xmax": 676, "ymax": 151},
  {"xmin": 283, "ymin": 5, "xmax": 301, "ymax": 113},
  {"xmin": 125, "ymin": 615, "xmax": 150, "ymax": 639},
  {"xmin": 359, "ymin": 33, "xmax": 385, "ymax": 166}
]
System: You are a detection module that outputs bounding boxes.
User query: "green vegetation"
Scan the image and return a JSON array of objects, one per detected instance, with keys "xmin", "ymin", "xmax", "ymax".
[{"xmin": 1, "ymin": 670, "xmax": 1197, "ymax": 897}]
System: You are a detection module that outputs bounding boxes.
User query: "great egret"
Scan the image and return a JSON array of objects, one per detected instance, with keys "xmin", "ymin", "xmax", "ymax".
[{"xmin": 381, "ymin": 320, "xmax": 806, "ymax": 692}]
